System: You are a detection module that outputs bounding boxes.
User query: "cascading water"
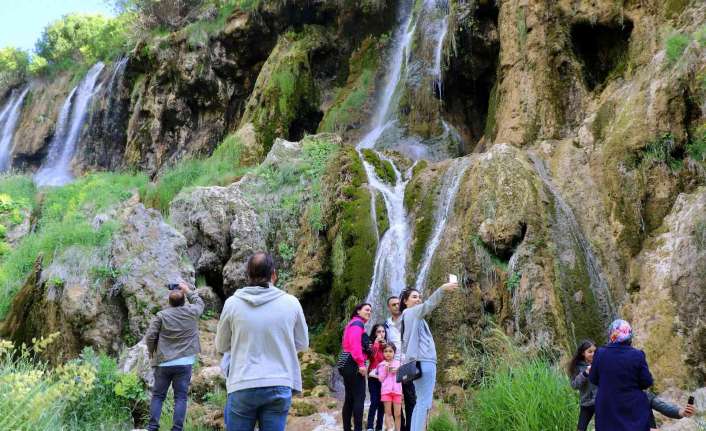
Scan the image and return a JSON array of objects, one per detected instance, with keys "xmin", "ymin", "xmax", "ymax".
[
  {"xmin": 414, "ymin": 157, "xmax": 471, "ymax": 291},
  {"xmin": 103, "ymin": 57, "xmax": 128, "ymax": 134},
  {"xmin": 529, "ymin": 153, "xmax": 618, "ymax": 328},
  {"xmin": 35, "ymin": 62, "xmax": 105, "ymax": 186},
  {"xmin": 0, "ymin": 86, "xmax": 29, "ymax": 172},
  {"xmin": 359, "ymin": 0, "xmax": 460, "ymax": 322}
]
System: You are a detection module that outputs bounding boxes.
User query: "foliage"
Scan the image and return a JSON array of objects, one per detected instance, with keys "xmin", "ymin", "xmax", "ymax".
[
  {"xmin": 686, "ymin": 124, "xmax": 706, "ymax": 163},
  {"xmin": 506, "ymin": 271, "xmax": 521, "ymax": 293},
  {"xmin": 141, "ymin": 133, "xmax": 247, "ymax": 214},
  {"xmin": 111, "ymin": 0, "xmax": 204, "ymax": 30},
  {"xmin": 0, "ymin": 334, "xmax": 98, "ymax": 431},
  {"xmin": 462, "ymin": 360, "xmax": 580, "ymax": 430},
  {"xmin": 665, "ymin": 31, "xmax": 690, "ymax": 65},
  {"xmin": 637, "ymin": 133, "xmax": 682, "ymax": 171},
  {"xmin": 63, "ymin": 348, "xmax": 142, "ymax": 430},
  {"xmin": 697, "ymin": 25, "xmax": 706, "ymax": 48},
  {"xmin": 428, "ymin": 408, "xmax": 462, "ymax": 431},
  {"xmin": 0, "ymin": 172, "xmax": 147, "ymax": 319},
  {"xmin": 34, "ymin": 13, "xmax": 132, "ymax": 75},
  {"xmin": 0, "ymin": 47, "xmax": 30, "ymax": 90}
]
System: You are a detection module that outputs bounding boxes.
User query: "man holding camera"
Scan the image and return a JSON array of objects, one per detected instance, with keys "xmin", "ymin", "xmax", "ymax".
[{"xmin": 145, "ymin": 282, "xmax": 205, "ymax": 431}]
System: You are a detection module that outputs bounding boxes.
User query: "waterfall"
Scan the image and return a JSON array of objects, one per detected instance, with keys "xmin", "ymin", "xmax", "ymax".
[
  {"xmin": 35, "ymin": 62, "xmax": 105, "ymax": 186},
  {"xmin": 414, "ymin": 157, "xmax": 471, "ymax": 291},
  {"xmin": 529, "ymin": 153, "xmax": 618, "ymax": 328},
  {"xmin": 0, "ymin": 86, "xmax": 29, "ymax": 172},
  {"xmin": 358, "ymin": 0, "xmax": 455, "ymax": 322}
]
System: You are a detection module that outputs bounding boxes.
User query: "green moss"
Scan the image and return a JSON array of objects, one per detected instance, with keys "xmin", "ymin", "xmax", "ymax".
[
  {"xmin": 484, "ymin": 80, "xmax": 499, "ymax": 140},
  {"xmin": 665, "ymin": 32, "xmax": 690, "ymax": 65},
  {"xmin": 409, "ymin": 183, "xmax": 437, "ymax": 273},
  {"xmin": 375, "ymin": 191, "xmax": 389, "ymax": 235},
  {"xmin": 319, "ymin": 36, "xmax": 383, "ymax": 134},
  {"xmin": 662, "ymin": 0, "xmax": 689, "ymax": 19},
  {"xmin": 361, "ymin": 149, "xmax": 396, "ymax": 184},
  {"xmin": 240, "ymin": 26, "xmax": 327, "ymax": 154}
]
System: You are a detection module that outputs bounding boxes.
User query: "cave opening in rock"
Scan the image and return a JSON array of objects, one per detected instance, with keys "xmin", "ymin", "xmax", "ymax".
[
  {"xmin": 570, "ymin": 19, "xmax": 633, "ymax": 91},
  {"xmin": 288, "ymin": 109, "xmax": 324, "ymax": 142},
  {"xmin": 442, "ymin": 1, "xmax": 500, "ymax": 151}
]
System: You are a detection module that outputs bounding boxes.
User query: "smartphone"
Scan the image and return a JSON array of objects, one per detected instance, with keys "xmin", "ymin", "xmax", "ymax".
[
  {"xmin": 448, "ymin": 274, "xmax": 458, "ymax": 284},
  {"xmin": 166, "ymin": 283, "xmax": 180, "ymax": 290},
  {"xmin": 688, "ymin": 395, "xmax": 695, "ymax": 405}
]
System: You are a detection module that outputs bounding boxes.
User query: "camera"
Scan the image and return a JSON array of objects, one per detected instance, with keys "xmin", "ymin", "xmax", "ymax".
[{"xmin": 166, "ymin": 283, "xmax": 181, "ymax": 291}]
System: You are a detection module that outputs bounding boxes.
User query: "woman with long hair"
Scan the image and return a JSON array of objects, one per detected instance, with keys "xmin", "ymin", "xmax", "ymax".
[
  {"xmin": 568, "ymin": 339, "xmax": 597, "ymax": 431},
  {"xmin": 341, "ymin": 303, "xmax": 372, "ymax": 431},
  {"xmin": 398, "ymin": 281, "xmax": 458, "ymax": 431}
]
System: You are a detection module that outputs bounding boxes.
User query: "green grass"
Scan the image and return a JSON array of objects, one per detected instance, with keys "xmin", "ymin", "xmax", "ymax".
[
  {"xmin": 0, "ymin": 172, "xmax": 148, "ymax": 319},
  {"xmin": 696, "ymin": 25, "xmax": 706, "ymax": 48},
  {"xmin": 141, "ymin": 133, "xmax": 247, "ymax": 214},
  {"xmin": 462, "ymin": 360, "xmax": 580, "ymax": 431},
  {"xmin": 665, "ymin": 32, "xmax": 690, "ymax": 65}
]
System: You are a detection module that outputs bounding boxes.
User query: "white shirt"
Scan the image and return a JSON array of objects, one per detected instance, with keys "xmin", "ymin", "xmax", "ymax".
[{"xmin": 385, "ymin": 316, "xmax": 404, "ymax": 362}]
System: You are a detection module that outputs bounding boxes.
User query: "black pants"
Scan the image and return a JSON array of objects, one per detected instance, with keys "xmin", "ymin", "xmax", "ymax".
[
  {"xmin": 342, "ymin": 372, "xmax": 366, "ymax": 431},
  {"xmin": 148, "ymin": 365, "xmax": 192, "ymax": 431},
  {"xmin": 577, "ymin": 405, "xmax": 595, "ymax": 431},
  {"xmin": 367, "ymin": 377, "xmax": 384, "ymax": 430},
  {"xmin": 401, "ymin": 381, "xmax": 416, "ymax": 431}
]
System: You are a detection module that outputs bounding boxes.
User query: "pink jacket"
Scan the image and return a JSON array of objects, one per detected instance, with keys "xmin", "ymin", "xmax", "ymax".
[
  {"xmin": 342, "ymin": 316, "xmax": 367, "ymax": 367},
  {"xmin": 376, "ymin": 360, "xmax": 402, "ymax": 395}
]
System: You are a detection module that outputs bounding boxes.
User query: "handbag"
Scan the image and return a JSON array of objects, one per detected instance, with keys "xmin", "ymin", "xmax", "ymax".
[
  {"xmin": 336, "ymin": 351, "xmax": 358, "ymax": 377},
  {"xmin": 396, "ymin": 360, "xmax": 422, "ymax": 384}
]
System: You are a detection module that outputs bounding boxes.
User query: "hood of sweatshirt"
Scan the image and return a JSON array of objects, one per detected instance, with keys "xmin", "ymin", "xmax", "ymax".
[{"xmin": 234, "ymin": 285, "xmax": 286, "ymax": 306}]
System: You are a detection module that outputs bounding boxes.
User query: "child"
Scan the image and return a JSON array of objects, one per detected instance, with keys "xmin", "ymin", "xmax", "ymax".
[
  {"xmin": 367, "ymin": 324, "xmax": 387, "ymax": 431},
  {"xmin": 568, "ymin": 340, "xmax": 598, "ymax": 431},
  {"xmin": 376, "ymin": 343, "xmax": 402, "ymax": 431}
]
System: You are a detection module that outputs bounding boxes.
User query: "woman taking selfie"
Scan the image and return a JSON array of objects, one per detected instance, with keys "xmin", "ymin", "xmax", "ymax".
[{"xmin": 398, "ymin": 280, "xmax": 459, "ymax": 431}]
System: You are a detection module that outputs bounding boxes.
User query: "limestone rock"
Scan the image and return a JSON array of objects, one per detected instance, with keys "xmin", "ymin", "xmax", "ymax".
[
  {"xmin": 118, "ymin": 341, "xmax": 155, "ymax": 390},
  {"xmin": 111, "ymin": 203, "xmax": 195, "ymax": 338}
]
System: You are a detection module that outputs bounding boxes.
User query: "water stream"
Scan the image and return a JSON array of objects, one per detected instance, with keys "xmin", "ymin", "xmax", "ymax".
[
  {"xmin": 35, "ymin": 62, "xmax": 105, "ymax": 186},
  {"xmin": 0, "ymin": 86, "xmax": 29, "ymax": 172},
  {"xmin": 359, "ymin": 0, "xmax": 461, "ymax": 322},
  {"xmin": 529, "ymin": 153, "xmax": 618, "ymax": 328}
]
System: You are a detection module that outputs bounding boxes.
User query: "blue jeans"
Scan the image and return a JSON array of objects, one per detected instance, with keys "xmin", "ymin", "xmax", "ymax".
[
  {"xmin": 410, "ymin": 361, "xmax": 436, "ymax": 431},
  {"xmin": 226, "ymin": 386, "xmax": 292, "ymax": 431},
  {"xmin": 367, "ymin": 376, "xmax": 384, "ymax": 430},
  {"xmin": 148, "ymin": 365, "xmax": 192, "ymax": 431}
]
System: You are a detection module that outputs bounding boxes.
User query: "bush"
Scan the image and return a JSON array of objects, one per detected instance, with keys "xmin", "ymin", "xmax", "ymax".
[
  {"xmin": 0, "ymin": 334, "xmax": 98, "ymax": 431},
  {"xmin": 34, "ymin": 13, "xmax": 132, "ymax": 74},
  {"xmin": 0, "ymin": 47, "xmax": 30, "ymax": 90},
  {"xmin": 665, "ymin": 32, "xmax": 690, "ymax": 65},
  {"xmin": 428, "ymin": 409, "xmax": 462, "ymax": 431},
  {"xmin": 463, "ymin": 360, "xmax": 580, "ymax": 431}
]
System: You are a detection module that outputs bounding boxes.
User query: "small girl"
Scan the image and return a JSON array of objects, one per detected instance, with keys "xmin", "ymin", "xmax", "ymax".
[
  {"xmin": 376, "ymin": 343, "xmax": 402, "ymax": 431},
  {"xmin": 568, "ymin": 340, "xmax": 598, "ymax": 431}
]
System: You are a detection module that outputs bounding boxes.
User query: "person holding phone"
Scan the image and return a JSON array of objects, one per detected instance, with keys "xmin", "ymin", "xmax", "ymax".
[
  {"xmin": 398, "ymin": 278, "xmax": 459, "ymax": 431},
  {"xmin": 647, "ymin": 393, "xmax": 696, "ymax": 430}
]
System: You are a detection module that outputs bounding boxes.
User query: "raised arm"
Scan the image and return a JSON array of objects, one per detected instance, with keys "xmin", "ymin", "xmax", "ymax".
[
  {"xmin": 571, "ymin": 365, "xmax": 589, "ymax": 390},
  {"xmin": 405, "ymin": 287, "xmax": 446, "ymax": 320},
  {"xmin": 186, "ymin": 290, "xmax": 205, "ymax": 317}
]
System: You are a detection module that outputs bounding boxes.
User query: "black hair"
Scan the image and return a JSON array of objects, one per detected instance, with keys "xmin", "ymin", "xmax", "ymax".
[
  {"xmin": 568, "ymin": 339, "xmax": 596, "ymax": 377},
  {"xmin": 351, "ymin": 302, "xmax": 372, "ymax": 319},
  {"xmin": 370, "ymin": 323, "xmax": 387, "ymax": 341},
  {"xmin": 386, "ymin": 296, "xmax": 399, "ymax": 305},
  {"xmin": 398, "ymin": 289, "xmax": 419, "ymax": 314},
  {"xmin": 247, "ymin": 252, "xmax": 275, "ymax": 288},
  {"xmin": 383, "ymin": 342, "xmax": 397, "ymax": 353}
]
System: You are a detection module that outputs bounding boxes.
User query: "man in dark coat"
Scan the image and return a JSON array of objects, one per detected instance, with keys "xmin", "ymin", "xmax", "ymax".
[{"xmin": 589, "ymin": 319, "xmax": 654, "ymax": 431}]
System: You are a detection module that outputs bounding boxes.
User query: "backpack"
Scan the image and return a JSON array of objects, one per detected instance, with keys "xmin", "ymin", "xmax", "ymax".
[{"xmin": 336, "ymin": 320, "xmax": 371, "ymax": 376}]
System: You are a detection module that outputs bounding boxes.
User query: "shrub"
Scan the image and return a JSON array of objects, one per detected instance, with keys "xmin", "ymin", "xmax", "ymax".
[
  {"xmin": 463, "ymin": 360, "xmax": 580, "ymax": 431},
  {"xmin": 0, "ymin": 47, "xmax": 30, "ymax": 90},
  {"xmin": 665, "ymin": 32, "xmax": 690, "ymax": 65},
  {"xmin": 428, "ymin": 409, "xmax": 462, "ymax": 431}
]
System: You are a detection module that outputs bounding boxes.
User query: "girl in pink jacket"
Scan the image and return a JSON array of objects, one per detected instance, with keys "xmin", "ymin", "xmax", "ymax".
[{"xmin": 376, "ymin": 343, "xmax": 402, "ymax": 431}]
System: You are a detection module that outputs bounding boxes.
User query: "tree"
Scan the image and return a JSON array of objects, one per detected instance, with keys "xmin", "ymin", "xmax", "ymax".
[{"xmin": 0, "ymin": 47, "xmax": 30, "ymax": 91}]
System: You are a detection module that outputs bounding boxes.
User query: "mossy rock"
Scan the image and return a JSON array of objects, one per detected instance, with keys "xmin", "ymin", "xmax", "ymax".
[
  {"xmin": 239, "ymin": 25, "xmax": 331, "ymax": 156},
  {"xmin": 361, "ymin": 149, "xmax": 396, "ymax": 185}
]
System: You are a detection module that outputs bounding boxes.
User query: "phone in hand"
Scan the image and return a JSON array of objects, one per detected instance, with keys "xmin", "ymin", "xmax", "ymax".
[
  {"xmin": 688, "ymin": 395, "xmax": 695, "ymax": 405},
  {"xmin": 166, "ymin": 283, "xmax": 180, "ymax": 290},
  {"xmin": 448, "ymin": 274, "xmax": 458, "ymax": 284}
]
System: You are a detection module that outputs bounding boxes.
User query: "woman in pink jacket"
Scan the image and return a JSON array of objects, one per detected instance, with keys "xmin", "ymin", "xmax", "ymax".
[
  {"xmin": 377, "ymin": 343, "xmax": 403, "ymax": 431},
  {"xmin": 341, "ymin": 303, "xmax": 372, "ymax": 431}
]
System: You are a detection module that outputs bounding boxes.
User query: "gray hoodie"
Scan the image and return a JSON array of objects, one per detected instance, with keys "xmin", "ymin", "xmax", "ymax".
[
  {"xmin": 215, "ymin": 285, "xmax": 309, "ymax": 393},
  {"xmin": 571, "ymin": 361, "xmax": 597, "ymax": 407}
]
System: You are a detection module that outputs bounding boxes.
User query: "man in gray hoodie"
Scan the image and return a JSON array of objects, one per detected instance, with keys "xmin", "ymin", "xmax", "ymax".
[{"xmin": 215, "ymin": 252, "xmax": 309, "ymax": 431}]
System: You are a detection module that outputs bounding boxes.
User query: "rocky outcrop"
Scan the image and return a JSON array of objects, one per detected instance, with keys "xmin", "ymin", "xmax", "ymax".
[{"xmin": 111, "ymin": 202, "xmax": 195, "ymax": 337}]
